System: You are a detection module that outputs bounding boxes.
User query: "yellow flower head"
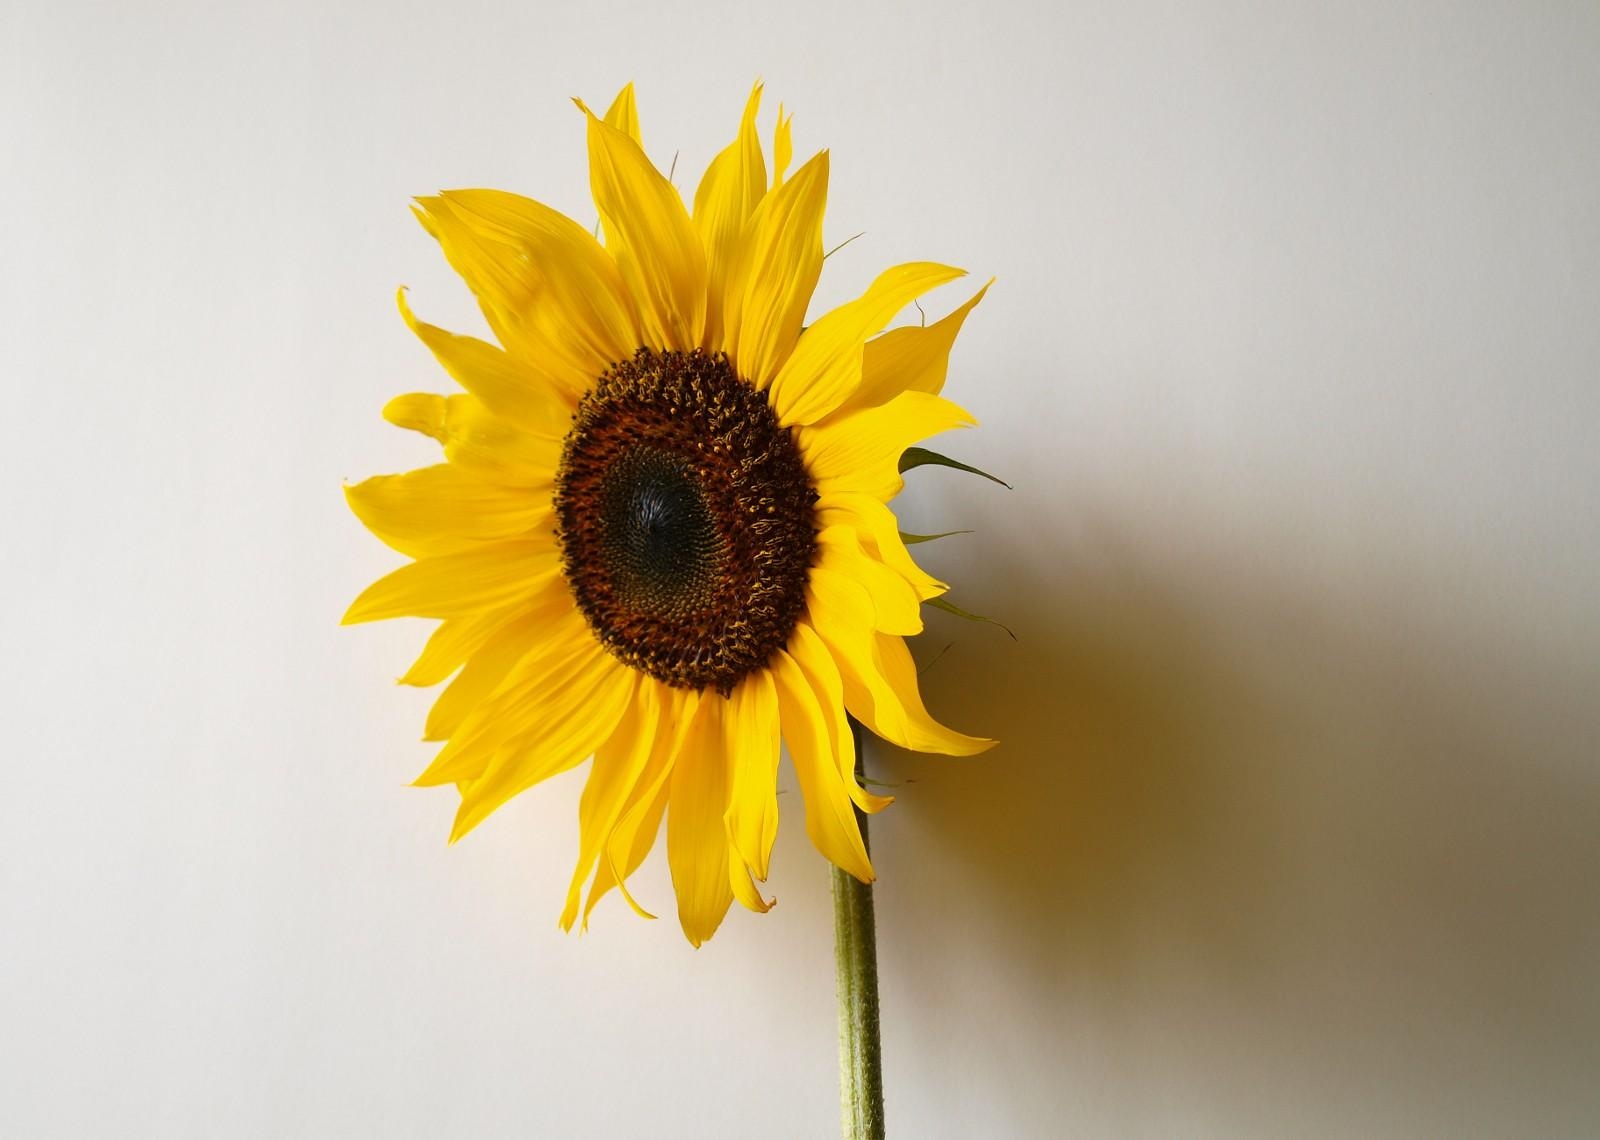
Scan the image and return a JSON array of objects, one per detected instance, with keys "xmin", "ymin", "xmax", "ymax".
[{"xmin": 345, "ymin": 84, "xmax": 995, "ymax": 946}]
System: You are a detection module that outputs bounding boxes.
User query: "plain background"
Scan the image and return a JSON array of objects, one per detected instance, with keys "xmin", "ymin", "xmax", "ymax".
[{"xmin": 3, "ymin": 1, "xmax": 1598, "ymax": 1136}]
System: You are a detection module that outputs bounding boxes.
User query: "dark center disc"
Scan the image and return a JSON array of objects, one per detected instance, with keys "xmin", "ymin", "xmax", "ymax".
[{"xmin": 554, "ymin": 348, "xmax": 816, "ymax": 693}]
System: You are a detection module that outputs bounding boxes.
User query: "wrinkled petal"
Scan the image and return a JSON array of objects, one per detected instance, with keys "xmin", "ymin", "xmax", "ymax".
[
  {"xmin": 400, "ymin": 603, "xmax": 524, "ymax": 688},
  {"xmin": 786, "ymin": 622, "xmax": 893, "ymax": 814},
  {"xmin": 730, "ymin": 859, "xmax": 774, "ymax": 914},
  {"xmin": 417, "ymin": 594, "xmax": 587, "ymax": 749},
  {"xmin": 396, "ymin": 289, "xmax": 576, "ymax": 440},
  {"xmin": 561, "ymin": 677, "xmax": 657, "ymax": 930},
  {"xmin": 805, "ymin": 573, "xmax": 994, "ymax": 756},
  {"xmin": 341, "ymin": 539, "xmax": 558, "ymax": 625},
  {"xmin": 417, "ymin": 607, "xmax": 597, "ymax": 782},
  {"xmin": 579, "ymin": 100, "xmax": 706, "ymax": 351},
  {"xmin": 603, "ymin": 82, "xmax": 641, "ymax": 145},
  {"xmin": 667, "ymin": 696, "xmax": 734, "ymax": 946},
  {"xmin": 412, "ymin": 196, "xmax": 634, "ymax": 396},
  {"xmin": 771, "ymin": 105, "xmax": 793, "ymax": 189},
  {"xmin": 587, "ymin": 687, "xmax": 701, "ymax": 925},
  {"xmin": 814, "ymin": 526, "xmax": 923, "ymax": 636},
  {"xmin": 693, "ymin": 82, "xmax": 766, "ymax": 353},
  {"xmin": 815, "ymin": 490, "xmax": 945, "ymax": 601},
  {"xmin": 768, "ymin": 262, "xmax": 964, "ymax": 426},
  {"xmin": 722, "ymin": 669, "xmax": 781, "ymax": 881},
  {"xmin": 723, "ymin": 151, "xmax": 828, "ymax": 387},
  {"xmin": 449, "ymin": 648, "xmax": 634, "ymax": 841},
  {"xmin": 381, "ymin": 392, "xmax": 561, "ymax": 489},
  {"xmin": 844, "ymin": 279, "xmax": 991, "ymax": 413},
  {"xmin": 798, "ymin": 390, "xmax": 976, "ymax": 502},
  {"xmin": 345, "ymin": 465, "xmax": 552, "ymax": 560},
  {"xmin": 770, "ymin": 646, "xmax": 874, "ymax": 881}
]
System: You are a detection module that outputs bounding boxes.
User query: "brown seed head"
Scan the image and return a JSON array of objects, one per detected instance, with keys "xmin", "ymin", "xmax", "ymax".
[{"xmin": 555, "ymin": 348, "xmax": 816, "ymax": 694}]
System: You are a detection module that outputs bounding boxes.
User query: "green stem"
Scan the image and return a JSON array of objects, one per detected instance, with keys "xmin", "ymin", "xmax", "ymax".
[{"xmin": 832, "ymin": 716, "xmax": 885, "ymax": 1140}]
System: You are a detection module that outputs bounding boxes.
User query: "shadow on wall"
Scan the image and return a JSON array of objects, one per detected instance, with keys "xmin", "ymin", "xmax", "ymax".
[{"xmin": 872, "ymin": 511, "xmax": 1600, "ymax": 1134}]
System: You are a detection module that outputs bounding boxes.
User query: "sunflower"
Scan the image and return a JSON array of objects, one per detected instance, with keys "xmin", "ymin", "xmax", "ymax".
[{"xmin": 344, "ymin": 84, "xmax": 994, "ymax": 946}]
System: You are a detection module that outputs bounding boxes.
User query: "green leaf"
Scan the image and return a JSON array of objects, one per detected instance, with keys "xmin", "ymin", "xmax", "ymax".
[
  {"xmin": 927, "ymin": 596, "xmax": 1017, "ymax": 640},
  {"xmin": 916, "ymin": 641, "xmax": 954, "ymax": 676},
  {"xmin": 899, "ymin": 529, "xmax": 972, "ymax": 545},
  {"xmin": 899, "ymin": 446, "xmax": 1011, "ymax": 488},
  {"xmin": 859, "ymin": 775, "xmax": 908, "ymax": 790}
]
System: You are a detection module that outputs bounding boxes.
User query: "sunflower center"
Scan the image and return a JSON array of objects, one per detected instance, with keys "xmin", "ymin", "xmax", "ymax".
[{"xmin": 555, "ymin": 348, "xmax": 816, "ymax": 694}]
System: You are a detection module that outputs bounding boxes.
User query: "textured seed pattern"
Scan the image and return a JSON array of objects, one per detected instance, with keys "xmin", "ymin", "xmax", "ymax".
[{"xmin": 555, "ymin": 349, "xmax": 816, "ymax": 694}]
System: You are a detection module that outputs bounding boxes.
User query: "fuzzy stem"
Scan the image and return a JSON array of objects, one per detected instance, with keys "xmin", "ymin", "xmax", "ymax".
[{"xmin": 832, "ymin": 716, "xmax": 884, "ymax": 1139}]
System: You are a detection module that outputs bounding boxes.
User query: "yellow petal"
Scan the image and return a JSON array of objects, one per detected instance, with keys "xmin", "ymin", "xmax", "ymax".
[
  {"xmin": 342, "ymin": 538, "xmax": 559, "ymax": 625},
  {"xmin": 596, "ymin": 774, "xmax": 671, "ymax": 923},
  {"xmin": 768, "ymin": 262, "xmax": 966, "ymax": 426},
  {"xmin": 579, "ymin": 101, "xmax": 707, "ymax": 351},
  {"xmin": 400, "ymin": 603, "xmax": 522, "ymax": 688},
  {"xmin": 601, "ymin": 775, "xmax": 672, "ymax": 922},
  {"xmin": 449, "ymin": 648, "xmax": 634, "ymax": 842},
  {"xmin": 384, "ymin": 392, "xmax": 562, "ymax": 489},
  {"xmin": 815, "ymin": 527, "xmax": 922, "ymax": 636},
  {"xmin": 667, "ymin": 696, "xmax": 735, "ymax": 946},
  {"xmin": 603, "ymin": 83, "xmax": 641, "ymax": 145},
  {"xmin": 723, "ymin": 150, "xmax": 828, "ymax": 387},
  {"xmin": 845, "ymin": 279, "xmax": 991, "ymax": 413},
  {"xmin": 721, "ymin": 669, "xmax": 781, "ymax": 881},
  {"xmin": 815, "ymin": 490, "xmax": 945, "ymax": 602},
  {"xmin": 772, "ymin": 105, "xmax": 793, "ymax": 188},
  {"xmin": 785, "ymin": 622, "xmax": 893, "ymax": 814},
  {"xmin": 381, "ymin": 393, "xmax": 449, "ymax": 440},
  {"xmin": 804, "ymin": 573, "xmax": 995, "ymax": 756},
  {"xmin": 411, "ymin": 198, "xmax": 606, "ymax": 397},
  {"xmin": 417, "ymin": 607, "xmax": 595, "ymax": 781},
  {"xmin": 408, "ymin": 197, "xmax": 542, "ymax": 375},
  {"xmin": 344, "ymin": 465, "xmax": 552, "ymax": 560},
  {"xmin": 561, "ymin": 677, "xmax": 657, "ymax": 930},
  {"xmin": 770, "ymin": 647, "xmax": 874, "ymax": 882},
  {"xmin": 397, "ymin": 289, "xmax": 576, "ymax": 441},
  {"xmin": 588, "ymin": 687, "xmax": 701, "ymax": 925},
  {"xmin": 692, "ymin": 83, "xmax": 766, "ymax": 353},
  {"xmin": 730, "ymin": 859, "xmax": 774, "ymax": 914},
  {"xmin": 419, "ymin": 581, "xmax": 576, "ymax": 742},
  {"xmin": 429, "ymin": 190, "xmax": 640, "ymax": 387},
  {"xmin": 870, "ymin": 629, "xmax": 994, "ymax": 754},
  {"xmin": 798, "ymin": 390, "xmax": 976, "ymax": 502}
]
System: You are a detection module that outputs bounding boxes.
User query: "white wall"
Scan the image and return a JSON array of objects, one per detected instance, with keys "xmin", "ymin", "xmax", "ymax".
[{"xmin": 4, "ymin": 1, "xmax": 1598, "ymax": 1136}]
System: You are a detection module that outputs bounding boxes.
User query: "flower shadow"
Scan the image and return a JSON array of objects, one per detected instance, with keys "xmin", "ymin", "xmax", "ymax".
[{"xmin": 866, "ymin": 512, "xmax": 1600, "ymax": 1131}]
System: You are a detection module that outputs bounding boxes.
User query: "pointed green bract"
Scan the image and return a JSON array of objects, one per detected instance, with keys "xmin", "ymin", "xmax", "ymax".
[
  {"xmin": 898, "ymin": 529, "xmax": 971, "ymax": 545},
  {"xmin": 898, "ymin": 446, "xmax": 1010, "ymax": 488},
  {"xmin": 927, "ymin": 596, "xmax": 1016, "ymax": 640}
]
